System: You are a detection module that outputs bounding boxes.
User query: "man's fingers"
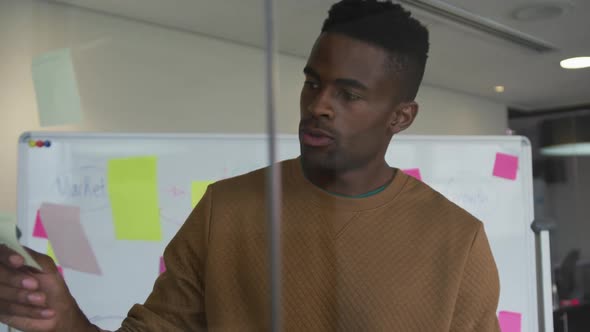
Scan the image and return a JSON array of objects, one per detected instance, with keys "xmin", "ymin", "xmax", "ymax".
[
  {"xmin": 0, "ymin": 314, "xmax": 57, "ymax": 332},
  {"xmin": 0, "ymin": 299, "xmax": 54, "ymax": 320},
  {"xmin": 0, "ymin": 284, "xmax": 47, "ymax": 307},
  {"xmin": 0, "ymin": 245, "xmax": 24, "ymax": 269},
  {"xmin": 0, "ymin": 264, "xmax": 39, "ymax": 290},
  {"xmin": 24, "ymin": 248, "xmax": 59, "ymax": 274}
]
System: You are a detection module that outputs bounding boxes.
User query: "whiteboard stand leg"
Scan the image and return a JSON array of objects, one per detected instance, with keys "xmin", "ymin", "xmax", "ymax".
[
  {"xmin": 539, "ymin": 230, "xmax": 554, "ymax": 332},
  {"xmin": 532, "ymin": 219, "xmax": 555, "ymax": 332}
]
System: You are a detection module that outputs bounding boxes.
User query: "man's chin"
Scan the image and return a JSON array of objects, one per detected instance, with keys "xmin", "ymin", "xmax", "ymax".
[{"xmin": 300, "ymin": 151, "xmax": 336, "ymax": 171}]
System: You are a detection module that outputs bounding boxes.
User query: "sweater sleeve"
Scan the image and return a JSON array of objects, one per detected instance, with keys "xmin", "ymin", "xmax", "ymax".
[
  {"xmin": 449, "ymin": 224, "xmax": 501, "ymax": 332},
  {"xmin": 116, "ymin": 186, "xmax": 213, "ymax": 332}
]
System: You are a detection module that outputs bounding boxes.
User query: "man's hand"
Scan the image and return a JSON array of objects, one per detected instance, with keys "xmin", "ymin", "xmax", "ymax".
[{"xmin": 0, "ymin": 245, "xmax": 96, "ymax": 332}]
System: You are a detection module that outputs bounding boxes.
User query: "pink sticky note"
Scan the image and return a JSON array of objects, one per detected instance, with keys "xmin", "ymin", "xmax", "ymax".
[
  {"xmin": 493, "ymin": 153, "xmax": 519, "ymax": 180},
  {"xmin": 39, "ymin": 203, "xmax": 101, "ymax": 275},
  {"xmin": 32, "ymin": 210, "xmax": 48, "ymax": 238},
  {"xmin": 498, "ymin": 311, "xmax": 521, "ymax": 332},
  {"xmin": 159, "ymin": 256, "xmax": 166, "ymax": 275},
  {"xmin": 403, "ymin": 168, "xmax": 422, "ymax": 181}
]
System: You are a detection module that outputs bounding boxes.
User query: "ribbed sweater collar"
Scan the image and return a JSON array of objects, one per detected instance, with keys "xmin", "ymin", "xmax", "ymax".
[{"xmin": 284, "ymin": 157, "xmax": 409, "ymax": 212}]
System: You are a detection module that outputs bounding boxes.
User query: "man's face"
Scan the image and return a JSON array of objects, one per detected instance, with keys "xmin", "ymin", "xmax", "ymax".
[{"xmin": 299, "ymin": 33, "xmax": 404, "ymax": 171}]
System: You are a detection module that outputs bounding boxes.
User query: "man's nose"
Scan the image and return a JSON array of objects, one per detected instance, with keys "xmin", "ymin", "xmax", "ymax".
[{"xmin": 307, "ymin": 88, "xmax": 335, "ymax": 119}]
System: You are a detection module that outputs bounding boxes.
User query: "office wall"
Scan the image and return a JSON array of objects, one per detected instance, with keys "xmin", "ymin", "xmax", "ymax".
[{"xmin": 0, "ymin": 0, "xmax": 508, "ymax": 213}]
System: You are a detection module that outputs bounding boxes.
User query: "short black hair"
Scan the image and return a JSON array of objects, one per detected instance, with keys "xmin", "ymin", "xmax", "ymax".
[{"xmin": 321, "ymin": 0, "xmax": 429, "ymax": 101}]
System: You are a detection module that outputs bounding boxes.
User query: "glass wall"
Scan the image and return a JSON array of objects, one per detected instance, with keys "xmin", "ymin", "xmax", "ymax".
[
  {"xmin": 2, "ymin": 0, "xmax": 587, "ymax": 331},
  {"xmin": 510, "ymin": 109, "xmax": 590, "ymax": 330}
]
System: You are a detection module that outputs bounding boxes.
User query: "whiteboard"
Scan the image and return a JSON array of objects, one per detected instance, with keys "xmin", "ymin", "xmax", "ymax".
[{"xmin": 17, "ymin": 132, "xmax": 542, "ymax": 331}]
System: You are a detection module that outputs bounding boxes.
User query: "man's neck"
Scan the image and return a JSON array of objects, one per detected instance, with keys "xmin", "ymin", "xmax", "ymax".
[{"xmin": 302, "ymin": 159, "xmax": 395, "ymax": 197}]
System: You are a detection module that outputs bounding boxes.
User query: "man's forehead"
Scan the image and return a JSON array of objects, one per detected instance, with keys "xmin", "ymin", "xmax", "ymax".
[{"xmin": 306, "ymin": 33, "xmax": 390, "ymax": 81}]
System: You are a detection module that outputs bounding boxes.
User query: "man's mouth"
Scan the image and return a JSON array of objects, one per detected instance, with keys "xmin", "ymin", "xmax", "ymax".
[{"xmin": 300, "ymin": 128, "xmax": 335, "ymax": 147}]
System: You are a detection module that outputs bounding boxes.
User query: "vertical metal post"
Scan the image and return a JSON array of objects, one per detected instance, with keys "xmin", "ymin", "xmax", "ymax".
[
  {"xmin": 263, "ymin": 0, "xmax": 281, "ymax": 331},
  {"xmin": 540, "ymin": 230, "xmax": 554, "ymax": 331},
  {"xmin": 532, "ymin": 219, "xmax": 556, "ymax": 332}
]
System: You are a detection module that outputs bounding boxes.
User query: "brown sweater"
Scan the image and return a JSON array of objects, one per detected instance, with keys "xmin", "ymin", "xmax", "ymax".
[{"xmin": 117, "ymin": 158, "xmax": 500, "ymax": 331}]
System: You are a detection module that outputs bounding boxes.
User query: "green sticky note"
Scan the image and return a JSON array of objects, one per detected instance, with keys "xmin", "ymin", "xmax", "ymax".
[
  {"xmin": 107, "ymin": 157, "xmax": 162, "ymax": 241},
  {"xmin": 192, "ymin": 181, "xmax": 213, "ymax": 208},
  {"xmin": 0, "ymin": 212, "xmax": 42, "ymax": 270},
  {"xmin": 31, "ymin": 48, "xmax": 83, "ymax": 127}
]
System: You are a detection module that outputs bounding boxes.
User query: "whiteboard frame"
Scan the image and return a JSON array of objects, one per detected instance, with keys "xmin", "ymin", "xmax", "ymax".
[{"xmin": 16, "ymin": 131, "xmax": 550, "ymax": 330}]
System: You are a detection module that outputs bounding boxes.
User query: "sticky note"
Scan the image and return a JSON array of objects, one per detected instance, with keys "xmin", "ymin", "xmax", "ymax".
[
  {"xmin": 47, "ymin": 241, "xmax": 58, "ymax": 264},
  {"xmin": 493, "ymin": 153, "xmax": 519, "ymax": 180},
  {"xmin": 107, "ymin": 157, "xmax": 162, "ymax": 241},
  {"xmin": 159, "ymin": 256, "xmax": 166, "ymax": 275},
  {"xmin": 192, "ymin": 181, "xmax": 213, "ymax": 208},
  {"xmin": 31, "ymin": 48, "xmax": 83, "ymax": 127},
  {"xmin": 33, "ymin": 210, "xmax": 48, "ymax": 238},
  {"xmin": 0, "ymin": 212, "xmax": 42, "ymax": 270},
  {"xmin": 498, "ymin": 311, "xmax": 521, "ymax": 332},
  {"xmin": 403, "ymin": 168, "xmax": 422, "ymax": 181},
  {"xmin": 57, "ymin": 266, "xmax": 64, "ymax": 277},
  {"xmin": 39, "ymin": 203, "xmax": 101, "ymax": 275}
]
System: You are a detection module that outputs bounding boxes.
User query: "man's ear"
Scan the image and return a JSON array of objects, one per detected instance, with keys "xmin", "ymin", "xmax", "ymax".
[{"xmin": 389, "ymin": 101, "xmax": 419, "ymax": 135}]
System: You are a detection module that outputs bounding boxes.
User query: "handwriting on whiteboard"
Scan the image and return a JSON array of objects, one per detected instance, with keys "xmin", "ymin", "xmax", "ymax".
[
  {"xmin": 431, "ymin": 177, "xmax": 498, "ymax": 223},
  {"xmin": 56, "ymin": 174, "xmax": 106, "ymax": 198},
  {"xmin": 53, "ymin": 166, "xmax": 110, "ymax": 211},
  {"xmin": 444, "ymin": 190, "xmax": 490, "ymax": 207}
]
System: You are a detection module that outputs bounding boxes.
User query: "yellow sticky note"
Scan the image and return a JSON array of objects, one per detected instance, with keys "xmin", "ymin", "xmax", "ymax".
[
  {"xmin": 31, "ymin": 48, "xmax": 83, "ymax": 127},
  {"xmin": 192, "ymin": 181, "xmax": 213, "ymax": 208},
  {"xmin": 47, "ymin": 241, "xmax": 58, "ymax": 264},
  {"xmin": 107, "ymin": 157, "xmax": 162, "ymax": 241}
]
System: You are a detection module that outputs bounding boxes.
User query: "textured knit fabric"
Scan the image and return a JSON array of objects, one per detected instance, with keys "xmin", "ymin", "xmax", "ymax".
[{"xmin": 118, "ymin": 158, "xmax": 500, "ymax": 332}]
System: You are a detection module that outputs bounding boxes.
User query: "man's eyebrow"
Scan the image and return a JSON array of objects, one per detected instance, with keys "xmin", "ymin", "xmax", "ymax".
[
  {"xmin": 304, "ymin": 66, "xmax": 368, "ymax": 91},
  {"xmin": 334, "ymin": 78, "xmax": 368, "ymax": 91},
  {"xmin": 303, "ymin": 66, "xmax": 320, "ymax": 79}
]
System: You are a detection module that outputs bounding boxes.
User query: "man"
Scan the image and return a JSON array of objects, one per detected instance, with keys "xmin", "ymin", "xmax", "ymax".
[{"xmin": 0, "ymin": 0, "xmax": 500, "ymax": 331}]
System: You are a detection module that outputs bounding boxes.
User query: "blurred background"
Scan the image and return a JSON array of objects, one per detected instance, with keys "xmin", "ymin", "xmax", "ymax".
[{"xmin": 0, "ymin": 0, "xmax": 588, "ymax": 330}]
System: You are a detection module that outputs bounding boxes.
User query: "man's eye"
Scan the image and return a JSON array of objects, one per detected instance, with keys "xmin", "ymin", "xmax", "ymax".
[
  {"xmin": 340, "ymin": 90, "xmax": 362, "ymax": 101},
  {"xmin": 304, "ymin": 81, "xmax": 319, "ymax": 89}
]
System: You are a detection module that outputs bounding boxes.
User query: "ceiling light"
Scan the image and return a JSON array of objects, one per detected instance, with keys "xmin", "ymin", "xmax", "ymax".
[
  {"xmin": 494, "ymin": 85, "xmax": 505, "ymax": 93},
  {"xmin": 540, "ymin": 143, "xmax": 590, "ymax": 156},
  {"xmin": 511, "ymin": 3, "xmax": 569, "ymax": 22},
  {"xmin": 560, "ymin": 57, "xmax": 590, "ymax": 69}
]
